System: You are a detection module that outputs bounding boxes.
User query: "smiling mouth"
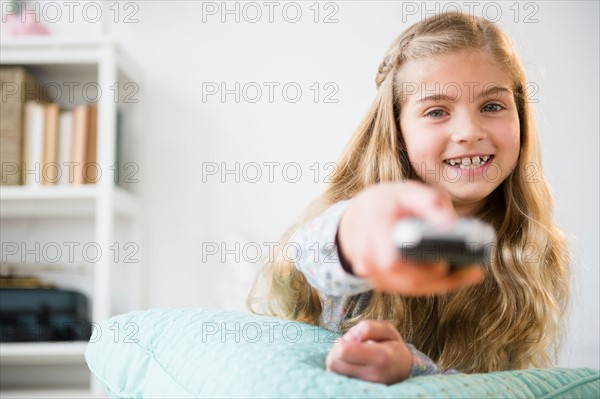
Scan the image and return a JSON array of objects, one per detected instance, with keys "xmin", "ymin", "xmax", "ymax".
[{"xmin": 443, "ymin": 155, "xmax": 494, "ymax": 170}]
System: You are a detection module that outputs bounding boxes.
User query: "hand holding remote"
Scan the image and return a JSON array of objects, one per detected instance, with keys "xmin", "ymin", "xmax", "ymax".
[{"xmin": 337, "ymin": 182, "xmax": 487, "ymax": 295}]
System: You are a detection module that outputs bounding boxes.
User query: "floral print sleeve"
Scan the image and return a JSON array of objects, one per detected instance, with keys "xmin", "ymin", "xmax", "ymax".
[
  {"xmin": 291, "ymin": 200, "xmax": 461, "ymax": 378},
  {"xmin": 407, "ymin": 344, "xmax": 461, "ymax": 377},
  {"xmin": 290, "ymin": 200, "xmax": 373, "ymax": 296}
]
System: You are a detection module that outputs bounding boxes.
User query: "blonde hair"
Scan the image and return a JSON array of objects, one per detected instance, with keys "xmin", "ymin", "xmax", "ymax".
[{"xmin": 247, "ymin": 12, "xmax": 570, "ymax": 373}]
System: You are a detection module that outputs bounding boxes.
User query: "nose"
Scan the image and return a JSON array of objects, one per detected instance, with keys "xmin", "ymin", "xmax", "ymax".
[{"xmin": 450, "ymin": 112, "xmax": 486, "ymax": 143}]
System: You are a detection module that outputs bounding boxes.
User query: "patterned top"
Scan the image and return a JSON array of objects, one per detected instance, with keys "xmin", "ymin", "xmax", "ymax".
[{"xmin": 290, "ymin": 200, "xmax": 459, "ymax": 378}]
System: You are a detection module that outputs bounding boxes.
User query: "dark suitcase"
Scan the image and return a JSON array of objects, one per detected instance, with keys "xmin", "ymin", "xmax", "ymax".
[{"xmin": 0, "ymin": 288, "xmax": 91, "ymax": 342}]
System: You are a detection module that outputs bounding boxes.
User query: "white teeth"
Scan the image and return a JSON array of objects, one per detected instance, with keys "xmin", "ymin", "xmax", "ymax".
[{"xmin": 444, "ymin": 155, "xmax": 492, "ymax": 168}]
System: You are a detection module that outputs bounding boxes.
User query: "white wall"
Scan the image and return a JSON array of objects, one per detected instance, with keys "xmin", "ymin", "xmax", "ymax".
[{"xmin": 105, "ymin": 1, "xmax": 598, "ymax": 369}]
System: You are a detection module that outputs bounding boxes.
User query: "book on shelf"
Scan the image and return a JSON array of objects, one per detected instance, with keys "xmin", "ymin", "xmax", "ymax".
[
  {"xmin": 0, "ymin": 66, "xmax": 110, "ymax": 187},
  {"xmin": 58, "ymin": 110, "xmax": 73, "ymax": 185},
  {"xmin": 85, "ymin": 104, "xmax": 99, "ymax": 184},
  {"xmin": 22, "ymin": 101, "xmax": 45, "ymax": 185},
  {"xmin": 0, "ymin": 67, "xmax": 46, "ymax": 185},
  {"xmin": 43, "ymin": 103, "xmax": 60, "ymax": 184},
  {"xmin": 22, "ymin": 101, "xmax": 99, "ymax": 186},
  {"xmin": 70, "ymin": 104, "xmax": 89, "ymax": 185}
]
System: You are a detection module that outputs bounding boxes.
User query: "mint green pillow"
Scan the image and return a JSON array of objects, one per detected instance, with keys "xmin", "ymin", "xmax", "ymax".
[{"xmin": 85, "ymin": 308, "xmax": 599, "ymax": 398}]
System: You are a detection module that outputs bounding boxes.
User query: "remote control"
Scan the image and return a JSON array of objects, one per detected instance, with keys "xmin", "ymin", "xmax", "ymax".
[{"xmin": 393, "ymin": 218, "xmax": 496, "ymax": 269}]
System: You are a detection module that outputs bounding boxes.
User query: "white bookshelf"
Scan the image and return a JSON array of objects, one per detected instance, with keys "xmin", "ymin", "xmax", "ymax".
[
  {"xmin": 0, "ymin": 342, "xmax": 88, "ymax": 365},
  {"xmin": 0, "ymin": 185, "xmax": 139, "ymax": 218},
  {"xmin": 0, "ymin": 388, "xmax": 106, "ymax": 399},
  {"xmin": 0, "ymin": 36, "xmax": 142, "ymax": 394}
]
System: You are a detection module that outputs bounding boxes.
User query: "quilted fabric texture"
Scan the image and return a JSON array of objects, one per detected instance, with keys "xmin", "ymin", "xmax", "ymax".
[{"xmin": 85, "ymin": 308, "xmax": 600, "ymax": 398}]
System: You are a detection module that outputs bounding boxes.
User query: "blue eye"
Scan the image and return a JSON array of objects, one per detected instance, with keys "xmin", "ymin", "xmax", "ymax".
[
  {"xmin": 482, "ymin": 103, "xmax": 504, "ymax": 112},
  {"xmin": 426, "ymin": 109, "xmax": 447, "ymax": 118}
]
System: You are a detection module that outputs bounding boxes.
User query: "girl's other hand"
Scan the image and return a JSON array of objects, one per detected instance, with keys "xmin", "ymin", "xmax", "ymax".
[
  {"xmin": 325, "ymin": 320, "xmax": 412, "ymax": 384},
  {"xmin": 337, "ymin": 181, "xmax": 485, "ymax": 295}
]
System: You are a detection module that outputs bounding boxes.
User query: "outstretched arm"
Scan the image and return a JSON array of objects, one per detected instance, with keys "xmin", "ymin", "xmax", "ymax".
[{"xmin": 290, "ymin": 199, "xmax": 373, "ymax": 296}]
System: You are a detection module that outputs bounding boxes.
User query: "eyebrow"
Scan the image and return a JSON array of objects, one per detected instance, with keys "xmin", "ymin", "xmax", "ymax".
[{"xmin": 415, "ymin": 86, "xmax": 513, "ymax": 104}]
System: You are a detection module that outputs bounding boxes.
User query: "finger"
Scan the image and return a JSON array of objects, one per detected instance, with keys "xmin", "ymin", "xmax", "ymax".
[
  {"xmin": 416, "ymin": 268, "xmax": 484, "ymax": 295},
  {"xmin": 326, "ymin": 356, "xmax": 378, "ymax": 382},
  {"xmin": 361, "ymin": 253, "xmax": 450, "ymax": 286},
  {"xmin": 392, "ymin": 260, "xmax": 451, "ymax": 281},
  {"xmin": 368, "ymin": 263, "xmax": 447, "ymax": 294},
  {"xmin": 390, "ymin": 182, "xmax": 456, "ymax": 228},
  {"xmin": 371, "ymin": 262, "xmax": 485, "ymax": 295},
  {"xmin": 447, "ymin": 265, "xmax": 486, "ymax": 285},
  {"xmin": 330, "ymin": 340, "xmax": 378, "ymax": 366},
  {"xmin": 412, "ymin": 266, "xmax": 485, "ymax": 294},
  {"xmin": 346, "ymin": 320, "xmax": 401, "ymax": 343}
]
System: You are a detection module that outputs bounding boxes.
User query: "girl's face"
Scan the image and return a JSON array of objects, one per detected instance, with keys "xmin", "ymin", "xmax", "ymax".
[{"xmin": 399, "ymin": 49, "xmax": 521, "ymax": 216}]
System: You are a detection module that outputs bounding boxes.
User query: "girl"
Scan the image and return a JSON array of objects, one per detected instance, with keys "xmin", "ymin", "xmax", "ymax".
[{"xmin": 248, "ymin": 12, "xmax": 570, "ymax": 384}]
